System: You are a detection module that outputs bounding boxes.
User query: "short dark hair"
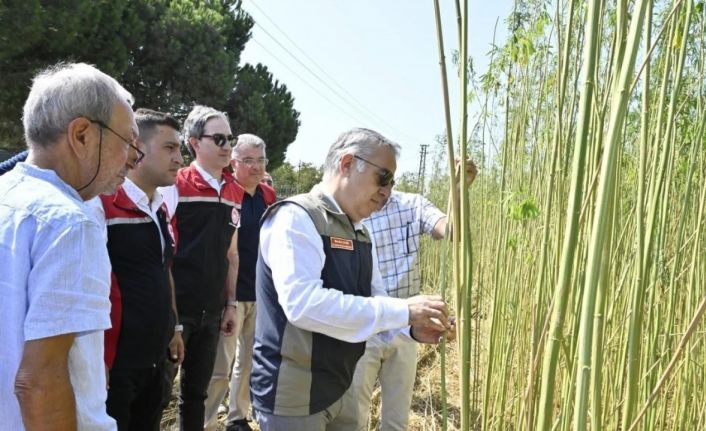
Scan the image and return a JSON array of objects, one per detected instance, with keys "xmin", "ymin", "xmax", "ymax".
[{"xmin": 134, "ymin": 108, "xmax": 180, "ymax": 145}]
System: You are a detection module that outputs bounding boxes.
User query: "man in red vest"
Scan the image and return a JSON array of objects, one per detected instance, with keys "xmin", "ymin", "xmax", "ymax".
[
  {"xmin": 95, "ymin": 108, "xmax": 185, "ymax": 430},
  {"xmin": 160, "ymin": 105, "xmax": 243, "ymax": 430}
]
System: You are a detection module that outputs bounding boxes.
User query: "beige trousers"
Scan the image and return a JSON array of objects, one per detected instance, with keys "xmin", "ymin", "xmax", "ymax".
[
  {"xmin": 203, "ymin": 301, "xmax": 256, "ymax": 430},
  {"xmin": 341, "ymin": 332, "xmax": 418, "ymax": 431}
]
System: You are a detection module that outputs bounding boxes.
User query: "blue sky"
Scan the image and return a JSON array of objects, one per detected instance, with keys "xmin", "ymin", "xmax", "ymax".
[{"xmin": 240, "ymin": 0, "xmax": 512, "ymax": 175}]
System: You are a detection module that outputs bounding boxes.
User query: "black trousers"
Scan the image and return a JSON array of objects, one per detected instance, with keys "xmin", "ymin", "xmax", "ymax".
[
  {"xmin": 107, "ymin": 364, "xmax": 166, "ymax": 431},
  {"xmin": 163, "ymin": 310, "xmax": 222, "ymax": 431}
]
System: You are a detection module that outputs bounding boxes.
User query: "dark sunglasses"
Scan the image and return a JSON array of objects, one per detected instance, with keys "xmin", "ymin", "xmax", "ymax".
[
  {"xmin": 353, "ymin": 155, "xmax": 395, "ymax": 187},
  {"xmin": 201, "ymin": 133, "xmax": 237, "ymax": 148},
  {"xmin": 89, "ymin": 119, "xmax": 144, "ymax": 165}
]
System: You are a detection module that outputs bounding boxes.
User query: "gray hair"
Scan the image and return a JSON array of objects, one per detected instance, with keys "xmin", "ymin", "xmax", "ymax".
[
  {"xmin": 182, "ymin": 105, "xmax": 228, "ymax": 156},
  {"xmin": 232, "ymin": 133, "xmax": 266, "ymax": 158},
  {"xmin": 22, "ymin": 62, "xmax": 134, "ymax": 147},
  {"xmin": 322, "ymin": 128, "xmax": 400, "ymax": 179}
]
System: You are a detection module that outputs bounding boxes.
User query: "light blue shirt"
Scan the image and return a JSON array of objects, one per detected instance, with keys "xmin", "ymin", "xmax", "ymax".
[{"xmin": 0, "ymin": 162, "xmax": 115, "ymax": 430}]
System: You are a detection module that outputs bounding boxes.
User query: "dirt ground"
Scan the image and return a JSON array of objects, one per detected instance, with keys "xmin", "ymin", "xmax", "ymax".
[{"xmin": 160, "ymin": 341, "xmax": 463, "ymax": 431}]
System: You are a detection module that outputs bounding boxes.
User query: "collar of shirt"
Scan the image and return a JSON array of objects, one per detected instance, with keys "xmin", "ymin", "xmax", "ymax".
[
  {"xmin": 17, "ymin": 162, "xmax": 83, "ymax": 203},
  {"xmin": 120, "ymin": 178, "xmax": 167, "ymax": 252},
  {"xmin": 122, "ymin": 177, "xmax": 164, "ymax": 217},
  {"xmin": 192, "ymin": 161, "xmax": 225, "ymax": 193},
  {"xmin": 379, "ymin": 190, "xmax": 401, "ymax": 212},
  {"xmin": 317, "ymin": 186, "xmax": 365, "ymax": 231},
  {"xmin": 237, "ymin": 179, "xmax": 263, "ymax": 199}
]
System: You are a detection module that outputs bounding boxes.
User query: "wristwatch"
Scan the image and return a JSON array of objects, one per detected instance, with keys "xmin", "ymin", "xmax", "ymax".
[{"xmin": 226, "ymin": 299, "xmax": 237, "ymax": 308}]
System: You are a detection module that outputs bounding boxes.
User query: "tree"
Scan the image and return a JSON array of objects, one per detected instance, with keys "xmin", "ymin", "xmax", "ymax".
[
  {"xmin": 226, "ymin": 63, "xmax": 300, "ymax": 170},
  {"xmin": 0, "ymin": 0, "xmax": 299, "ymax": 163},
  {"xmin": 394, "ymin": 172, "xmax": 421, "ymax": 193},
  {"xmin": 0, "ymin": 0, "xmax": 141, "ymax": 147},
  {"xmin": 118, "ymin": 0, "xmax": 252, "ymax": 113},
  {"xmin": 271, "ymin": 161, "xmax": 322, "ymax": 198}
]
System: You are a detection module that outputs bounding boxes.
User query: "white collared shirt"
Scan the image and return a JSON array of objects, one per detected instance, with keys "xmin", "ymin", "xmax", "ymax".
[
  {"xmin": 259, "ymin": 187, "xmax": 410, "ymax": 343},
  {"xmin": 122, "ymin": 178, "xmax": 166, "ymax": 251},
  {"xmin": 191, "ymin": 161, "xmax": 225, "ymax": 193},
  {"xmin": 90, "ymin": 178, "xmax": 167, "ymax": 251},
  {"xmin": 159, "ymin": 161, "xmax": 225, "ymax": 217}
]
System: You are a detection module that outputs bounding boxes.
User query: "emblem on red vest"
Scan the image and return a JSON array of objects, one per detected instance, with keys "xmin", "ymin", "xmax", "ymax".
[{"xmin": 231, "ymin": 207, "xmax": 241, "ymax": 228}]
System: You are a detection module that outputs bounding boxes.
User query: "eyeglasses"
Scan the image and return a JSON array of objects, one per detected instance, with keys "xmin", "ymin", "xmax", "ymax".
[
  {"xmin": 235, "ymin": 157, "xmax": 269, "ymax": 168},
  {"xmin": 201, "ymin": 133, "xmax": 237, "ymax": 148},
  {"xmin": 353, "ymin": 155, "xmax": 395, "ymax": 187},
  {"xmin": 89, "ymin": 119, "xmax": 144, "ymax": 165}
]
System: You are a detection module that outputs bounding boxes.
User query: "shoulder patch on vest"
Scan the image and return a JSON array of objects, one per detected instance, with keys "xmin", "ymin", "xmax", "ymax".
[{"xmin": 330, "ymin": 237, "xmax": 354, "ymax": 250}]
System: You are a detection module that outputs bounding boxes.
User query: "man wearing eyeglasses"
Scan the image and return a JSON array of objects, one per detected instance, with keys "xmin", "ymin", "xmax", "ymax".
[
  {"xmin": 205, "ymin": 134, "xmax": 276, "ymax": 431},
  {"xmin": 88, "ymin": 109, "xmax": 185, "ymax": 430},
  {"xmin": 0, "ymin": 62, "xmax": 139, "ymax": 431},
  {"xmin": 347, "ymin": 159, "xmax": 477, "ymax": 431},
  {"xmin": 159, "ymin": 105, "xmax": 243, "ymax": 430},
  {"xmin": 250, "ymin": 128, "xmax": 454, "ymax": 431}
]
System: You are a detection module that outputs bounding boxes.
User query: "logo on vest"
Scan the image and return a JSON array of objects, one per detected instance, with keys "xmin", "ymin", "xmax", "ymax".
[{"xmin": 330, "ymin": 237, "xmax": 354, "ymax": 250}]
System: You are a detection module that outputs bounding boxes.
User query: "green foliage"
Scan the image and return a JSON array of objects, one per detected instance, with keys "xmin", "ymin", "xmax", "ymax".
[
  {"xmin": 507, "ymin": 194, "xmax": 540, "ymax": 221},
  {"xmin": 394, "ymin": 172, "xmax": 421, "ymax": 194},
  {"xmin": 119, "ymin": 0, "xmax": 251, "ymax": 113},
  {"xmin": 0, "ymin": 0, "xmax": 139, "ymax": 146},
  {"xmin": 270, "ymin": 161, "xmax": 322, "ymax": 198},
  {"xmin": 226, "ymin": 63, "xmax": 300, "ymax": 170},
  {"xmin": 0, "ymin": 0, "xmax": 300, "ymax": 166}
]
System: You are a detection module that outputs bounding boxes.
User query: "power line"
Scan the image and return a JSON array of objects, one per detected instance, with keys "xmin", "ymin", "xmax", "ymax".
[
  {"xmin": 249, "ymin": 0, "xmax": 409, "ymax": 137},
  {"xmin": 251, "ymin": 20, "xmax": 387, "ymax": 130},
  {"xmin": 249, "ymin": 37, "xmax": 376, "ymax": 128},
  {"xmin": 246, "ymin": 0, "xmax": 425, "ymax": 147}
]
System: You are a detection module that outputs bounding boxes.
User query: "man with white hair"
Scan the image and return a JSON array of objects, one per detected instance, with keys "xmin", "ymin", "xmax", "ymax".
[
  {"xmin": 205, "ymin": 134, "xmax": 276, "ymax": 431},
  {"xmin": 0, "ymin": 62, "xmax": 139, "ymax": 430},
  {"xmin": 250, "ymin": 128, "xmax": 454, "ymax": 431}
]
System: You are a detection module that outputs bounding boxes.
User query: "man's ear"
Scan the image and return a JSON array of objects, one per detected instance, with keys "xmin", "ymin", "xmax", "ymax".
[
  {"xmin": 189, "ymin": 136, "xmax": 200, "ymax": 154},
  {"xmin": 66, "ymin": 117, "xmax": 94, "ymax": 160},
  {"xmin": 340, "ymin": 153, "xmax": 355, "ymax": 176}
]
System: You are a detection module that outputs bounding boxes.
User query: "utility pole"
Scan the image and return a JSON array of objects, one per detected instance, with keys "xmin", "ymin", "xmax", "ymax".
[
  {"xmin": 417, "ymin": 144, "xmax": 428, "ymax": 194},
  {"xmin": 296, "ymin": 161, "xmax": 302, "ymax": 194}
]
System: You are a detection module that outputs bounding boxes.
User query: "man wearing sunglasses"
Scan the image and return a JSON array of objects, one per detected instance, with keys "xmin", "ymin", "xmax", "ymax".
[
  {"xmin": 89, "ymin": 109, "xmax": 185, "ymax": 430},
  {"xmin": 159, "ymin": 105, "xmax": 243, "ymax": 430},
  {"xmin": 349, "ymin": 159, "xmax": 478, "ymax": 431},
  {"xmin": 1, "ymin": 62, "xmax": 139, "ymax": 431},
  {"xmin": 251, "ymin": 128, "xmax": 454, "ymax": 431},
  {"xmin": 205, "ymin": 134, "xmax": 277, "ymax": 431}
]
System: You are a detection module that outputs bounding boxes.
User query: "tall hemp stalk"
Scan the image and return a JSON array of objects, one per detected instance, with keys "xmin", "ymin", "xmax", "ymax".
[
  {"xmin": 622, "ymin": 1, "xmax": 691, "ymax": 428},
  {"xmin": 536, "ymin": 0, "xmax": 603, "ymax": 428},
  {"xmin": 455, "ymin": 0, "xmax": 473, "ymax": 429},
  {"xmin": 423, "ymin": 0, "xmax": 705, "ymax": 429},
  {"xmin": 432, "ymin": 0, "xmax": 456, "ymax": 429},
  {"xmin": 573, "ymin": 0, "xmax": 650, "ymax": 428}
]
